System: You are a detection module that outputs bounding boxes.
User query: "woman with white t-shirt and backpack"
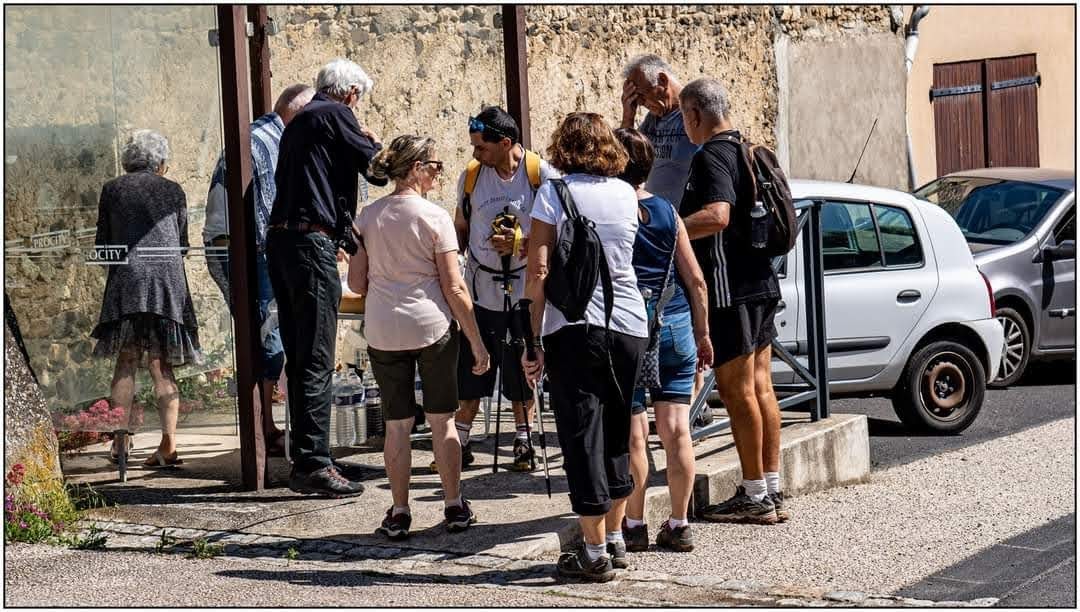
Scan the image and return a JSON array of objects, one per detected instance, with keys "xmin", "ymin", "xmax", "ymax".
[{"xmin": 521, "ymin": 112, "xmax": 648, "ymax": 582}]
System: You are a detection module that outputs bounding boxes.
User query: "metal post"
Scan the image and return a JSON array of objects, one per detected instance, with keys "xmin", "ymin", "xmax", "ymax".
[
  {"xmin": 218, "ymin": 4, "xmax": 266, "ymax": 490},
  {"xmin": 802, "ymin": 202, "xmax": 830, "ymax": 421},
  {"xmin": 248, "ymin": 5, "xmax": 272, "ymax": 117},
  {"xmin": 501, "ymin": 5, "xmax": 531, "ymax": 148}
]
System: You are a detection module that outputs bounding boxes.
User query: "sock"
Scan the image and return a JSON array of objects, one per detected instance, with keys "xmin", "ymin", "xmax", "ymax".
[
  {"xmin": 444, "ymin": 495, "xmax": 462, "ymax": 509},
  {"xmin": 743, "ymin": 478, "xmax": 768, "ymax": 502},
  {"xmin": 584, "ymin": 541, "xmax": 608, "ymax": 561},
  {"xmin": 667, "ymin": 516, "xmax": 689, "ymax": 529},
  {"xmin": 605, "ymin": 530, "xmax": 624, "ymax": 544},
  {"xmin": 392, "ymin": 505, "xmax": 411, "ymax": 516},
  {"xmin": 455, "ymin": 421, "xmax": 472, "ymax": 446},
  {"xmin": 515, "ymin": 422, "xmax": 531, "ymax": 441},
  {"xmin": 624, "ymin": 517, "xmax": 645, "ymax": 529},
  {"xmin": 765, "ymin": 472, "xmax": 781, "ymax": 495}
]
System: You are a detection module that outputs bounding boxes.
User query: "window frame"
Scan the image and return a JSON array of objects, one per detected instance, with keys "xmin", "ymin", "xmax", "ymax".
[{"xmin": 813, "ymin": 197, "xmax": 926, "ymax": 276}]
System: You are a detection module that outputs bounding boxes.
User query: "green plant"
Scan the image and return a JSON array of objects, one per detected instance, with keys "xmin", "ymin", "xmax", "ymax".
[
  {"xmin": 284, "ymin": 546, "xmax": 299, "ymax": 563},
  {"xmin": 66, "ymin": 482, "xmax": 110, "ymax": 511},
  {"xmin": 155, "ymin": 529, "xmax": 177, "ymax": 553},
  {"xmin": 188, "ymin": 537, "xmax": 224, "ymax": 559},
  {"xmin": 58, "ymin": 524, "xmax": 108, "ymax": 550}
]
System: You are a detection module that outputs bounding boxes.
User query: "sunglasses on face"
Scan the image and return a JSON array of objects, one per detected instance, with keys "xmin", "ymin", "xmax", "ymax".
[
  {"xmin": 468, "ymin": 116, "xmax": 511, "ymax": 141},
  {"xmin": 420, "ymin": 160, "xmax": 444, "ymax": 172}
]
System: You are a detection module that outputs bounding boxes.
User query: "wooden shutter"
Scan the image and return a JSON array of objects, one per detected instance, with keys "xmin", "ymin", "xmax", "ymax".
[
  {"xmin": 931, "ymin": 60, "xmax": 986, "ymax": 177},
  {"xmin": 985, "ymin": 54, "xmax": 1039, "ymax": 168}
]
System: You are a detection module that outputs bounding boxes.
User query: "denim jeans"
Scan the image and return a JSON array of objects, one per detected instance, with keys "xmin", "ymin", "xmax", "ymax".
[{"xmin": 265, "ymin": 229, "xmax": 341, "ymax": 472}]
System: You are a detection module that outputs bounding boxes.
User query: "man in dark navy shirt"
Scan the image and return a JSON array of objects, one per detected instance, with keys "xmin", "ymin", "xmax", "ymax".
[
  {"xmin": 266, "ymin": 58, "xmax": 386, "ymax": 497},
  {"xmin": 678, "ymin": 78, "xmax": 788, "ymax": 526}
]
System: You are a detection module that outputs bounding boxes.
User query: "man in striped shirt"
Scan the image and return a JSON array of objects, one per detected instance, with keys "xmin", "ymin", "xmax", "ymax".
[
  {"xmin": 204, "ymin": 83, "xmax": 315, "ymax": 456},
  {"xmin": 677, "ymin": 78, "xmax": 788, "ymax": 526}
]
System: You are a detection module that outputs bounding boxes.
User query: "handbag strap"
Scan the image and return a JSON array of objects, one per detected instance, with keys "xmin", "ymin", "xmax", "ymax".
[{"xmin": 645, "ymin": 202, "xmax": 680, "ymax": 339}]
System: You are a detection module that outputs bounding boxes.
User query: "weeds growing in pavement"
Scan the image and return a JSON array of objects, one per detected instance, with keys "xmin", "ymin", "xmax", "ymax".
[
  {"xmin": 188, "ymin": 538, "xmax": 224, "ymax": 559},
  {"xmin": 284, "ymin": 546, "xmax": 299, "ymax": 564},
  {"xmin": 155, "ymin": 529, "xmax": 177, "ymax": 553},
  {"xmin": 57, "ymin": 524, "xmax": 108, "ymax": 550}
]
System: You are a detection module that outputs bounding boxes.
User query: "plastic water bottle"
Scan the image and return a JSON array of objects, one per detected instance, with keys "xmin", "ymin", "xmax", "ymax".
[
  {"xmin": 750, "ymin": 199, "xmax": 769, "ymax": 249},
  {"xmin": 364, "ymin": 370, "xmax": 383, "ymax": 438},
  {"xmin": 334, "ymin": 370, "xmax": 356, "ymax": 447},
  {"xmin": 347, "ymin": 369, "xmax": 367, "ymax": 445},
  {"xmin": 751, "ymin": 199, "xmax": 769, "ymax": 250}
]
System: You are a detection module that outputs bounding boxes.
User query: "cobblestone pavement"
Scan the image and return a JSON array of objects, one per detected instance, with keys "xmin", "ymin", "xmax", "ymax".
[{"xmin": 5, "ymin": 520, "xmax": 997, "ymax": 607}]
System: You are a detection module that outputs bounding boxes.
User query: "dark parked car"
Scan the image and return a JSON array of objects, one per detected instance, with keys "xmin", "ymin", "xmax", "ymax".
[{"xmin": 915, "ymin": 168, "xmax": 1075, "ymax": 386}]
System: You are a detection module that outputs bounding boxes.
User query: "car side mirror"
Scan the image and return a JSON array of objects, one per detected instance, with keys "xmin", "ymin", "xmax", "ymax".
[{"xmin": 1036, "ymin": 239, "xmax": 1076, "ymax": 263}]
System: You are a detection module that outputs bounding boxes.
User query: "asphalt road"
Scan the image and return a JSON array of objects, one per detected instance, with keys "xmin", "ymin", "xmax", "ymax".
[
  {"xmin": 832, "ymin": 359, "xmax": 1076, "ymax": 469},
  {"xmin": 832, "ymin": 359, "xmax": 1076, "ymax": 607}
]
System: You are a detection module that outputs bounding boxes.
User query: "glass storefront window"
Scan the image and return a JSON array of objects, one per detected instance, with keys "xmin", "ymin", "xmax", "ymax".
[{"xmin": 4, "ymin": 6, "xmax": 239, "ymax": 453}]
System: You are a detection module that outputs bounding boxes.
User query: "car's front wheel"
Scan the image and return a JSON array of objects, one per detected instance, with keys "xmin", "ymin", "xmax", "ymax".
[
  {"xmin": 892, "ymin": 340, "xmax": 987, "ymax": 434},
  {"xmin": 990, "ymin": 307, "xmax": 1030, "ymax": 388}
]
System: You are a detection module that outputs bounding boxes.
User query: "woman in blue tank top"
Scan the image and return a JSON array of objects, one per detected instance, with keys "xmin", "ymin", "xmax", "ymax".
[{"xmin": 615, "ymin": 128, "xmax": 713, "ymax": 553}]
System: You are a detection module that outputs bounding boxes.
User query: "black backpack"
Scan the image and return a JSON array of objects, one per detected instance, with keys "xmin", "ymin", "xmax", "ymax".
[
  {"xmin": 545, "ymin": 179, "xmax": 613, "ymax": 327},
  {"xmin": 716, "ymin": 133, "xmax": 797, "ymax": 257}
]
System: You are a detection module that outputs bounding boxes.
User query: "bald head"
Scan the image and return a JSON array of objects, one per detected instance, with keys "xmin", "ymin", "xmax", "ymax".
[{"xmin": 274, "ymin": 84, "xmax": 315, "ymax": 125}]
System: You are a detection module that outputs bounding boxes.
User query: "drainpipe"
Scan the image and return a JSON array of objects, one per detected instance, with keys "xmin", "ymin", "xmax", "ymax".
[{"xmin": 904, "ymin": 5, "xmax": 931, "ymax": 190}]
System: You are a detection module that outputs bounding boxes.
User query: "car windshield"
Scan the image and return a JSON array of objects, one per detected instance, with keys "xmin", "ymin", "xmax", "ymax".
[{"xmin": 915, "ymin": 177, "xmax": 1066, "ymax": 245}]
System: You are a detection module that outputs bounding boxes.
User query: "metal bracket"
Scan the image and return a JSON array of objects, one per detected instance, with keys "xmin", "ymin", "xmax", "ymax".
[
  {"xmin": 929, "ymin": 84, "xmax": 982, "ymax": 102},
  {"xmin": 266, "ymin": 18, "xmax": 280, "ymax": 36},
  {"xmin": 207, "ymin": 29, "xmax": 219, "ymax": 47},
  {"xmin": 991, "ymin": 74, "xmax": 1040, "ymax": 91}
]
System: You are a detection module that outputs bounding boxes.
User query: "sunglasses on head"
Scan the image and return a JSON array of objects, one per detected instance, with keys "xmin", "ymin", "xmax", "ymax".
[{"xmin": 468, "ymin": 116, "xmax": 511, "ymax": 141}]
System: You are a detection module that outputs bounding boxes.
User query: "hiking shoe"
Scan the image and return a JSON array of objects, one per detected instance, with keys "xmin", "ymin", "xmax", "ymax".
[
  {"xmin": 557, "ymin": 545, "xmax": 615, "ymax": 583},
  {"xmin": 605, "ymin": 539, "xmax": 629, "ymax": 569},
  {"xmin": 622, "ymin": 517, "xmax": 650, "ymax": 552},
  {"xmin": 429, "ymin": 442, "xmax": 475, "ymax": 473},
  {"xmin": 770, "ymin": 491, "xmax": 791, "ymax": 523},
  {"xmin": 656, "ymin": 521, "xmax": 695, "ymax": 552},
  {"xmin": 510, "ymin": 438, "xmax": 535, "ymax": 472},
  {"xmin": 444, "ymin": 498, "xmax": 477, "ymax": 533},
  {"xmin": 288, "ymin": 466, "xmax": 364, "ymax": 498},
  {"xmin": 376, "ymin": 508, "xmax": 412, "ymax": 540},
  {"xmin": 700, "ymin": 487, "xmax": 778, "ymax": 524}
]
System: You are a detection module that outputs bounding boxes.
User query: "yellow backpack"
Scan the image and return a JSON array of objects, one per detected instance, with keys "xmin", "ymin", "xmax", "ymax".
[{"xmin": 461, "ymin": 149, "xmax": 542, "ymax": 222}]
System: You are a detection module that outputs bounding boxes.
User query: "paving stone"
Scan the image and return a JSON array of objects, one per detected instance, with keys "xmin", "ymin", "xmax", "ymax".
[
  {"xmin": 718, "ymin": 579, "xmax": 757, "ymax": 591},
  {"xmin": 453, "ymin": 554, "xmax": 510, "ymax": 569},
  {"xmin": 774, "ymin": 598, "xmax": 813, "ymax": 606},
  {"xmin": 966, "ymin": 598, "xmax": 1000, "ymax": 607},
  {"xmin": 673, "ymin": 575, "xmax": 726, "ymax": 588},
  {"xmin": 825, "ymin": 590, "xmax": 869, "ymax": 603},
  {"xmin": 861, "ymin": 598, "xmax": 897, "ymax": 606}
]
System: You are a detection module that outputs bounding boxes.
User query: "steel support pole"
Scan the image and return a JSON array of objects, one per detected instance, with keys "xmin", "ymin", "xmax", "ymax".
[
  {"xmin": 248, "ymin": 5, "xmax": 273, "ymax": 117},
  {"xmin": 501, "ymin": 5, "xmax": 531, "ymax": 148},
  {"xmin": 802, "ymin": 202, "xmax": 830, "ymax": 421},
  {"xmin": 217, "ymin": 5, "xmax": 266, "ymax": 490}
]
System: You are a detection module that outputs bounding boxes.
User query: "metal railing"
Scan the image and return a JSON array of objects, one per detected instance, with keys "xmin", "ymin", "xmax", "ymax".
[{"xmin": 690, "ymin": 200, "xmax": 831, "ymax": 441}]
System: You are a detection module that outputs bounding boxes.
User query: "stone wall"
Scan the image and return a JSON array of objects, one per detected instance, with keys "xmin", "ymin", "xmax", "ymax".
[{"xmin": 4, "ymin": 4, "xmax": 897, "ymax": 414}]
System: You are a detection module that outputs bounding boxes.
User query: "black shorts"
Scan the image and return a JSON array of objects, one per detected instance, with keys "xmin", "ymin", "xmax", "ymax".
[
  {"xmin": 457, "ymin": 305, "xmax": 532, "ymax": 402},
  {"xmin": 369, "ymin": 326, "xmax": 460, "ymax": 421},
  {"xmin": 709, "ymin": 298, "xmax": 780, "ymax": 367}
]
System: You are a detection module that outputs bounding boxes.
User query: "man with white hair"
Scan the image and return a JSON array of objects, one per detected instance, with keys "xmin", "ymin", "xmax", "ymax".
[
  {"xmin": 620, "ymin": 54, "xmax": 696, "ymax": 208},
  {"xmin": 678, "ymin": 78, "xmax": 786, "ymax": 525},
  {"xmin": 204, "ymin": 84, "xmax": 315, "ymax": 459},
  {"xmin": 267, "ymin": 58, "xmax": 386, "ymax": 497}
]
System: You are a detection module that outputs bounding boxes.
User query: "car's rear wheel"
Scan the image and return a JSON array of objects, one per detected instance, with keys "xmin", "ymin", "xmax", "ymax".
[
  {"xmin": 892, "ymin": 340, "xmax": 986, "ymax": 434},
  {"xmin": 990, "ymin": 307, "xmax": 1030, "ymax": 388}
]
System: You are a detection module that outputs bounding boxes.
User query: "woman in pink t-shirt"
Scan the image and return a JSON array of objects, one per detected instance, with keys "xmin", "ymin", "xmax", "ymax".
[{"xmin": 348, "ymin": 134, "xmax": 489, "ymax": 541}]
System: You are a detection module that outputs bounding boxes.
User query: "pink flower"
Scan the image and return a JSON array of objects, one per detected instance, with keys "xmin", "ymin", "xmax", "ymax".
[{"xmin": 6, "ymin": 464, "xmax": 26, "ymax": 486}]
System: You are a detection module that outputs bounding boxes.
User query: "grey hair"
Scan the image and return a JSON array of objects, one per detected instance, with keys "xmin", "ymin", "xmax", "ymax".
[
  {"xmin": 273, "ymin": 84, "xmax": 315, "ymax": 118},
  {"xmin": 679, "ymin": 78, "xmax": 731, "ymax": 121},
  {"xmin": 120, "ymin": 129, "xmax": 170, "ymax": 173},
  {"xmin": 621, "ymin": 54, "xmax": 678, "ymax": 86},
  {"xmin": 316, "ymin": 58, "xmax": 374, "ymax": 99}
]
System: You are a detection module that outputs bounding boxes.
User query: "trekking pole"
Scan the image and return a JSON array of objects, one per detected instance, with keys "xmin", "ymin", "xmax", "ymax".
[
  {"xmin": 513, "ymin": 298, "xmax": 552, "ymax": 498},
  {"xmin": 491, "ymin": 253, "xmax": 513, "ymax": 474}
]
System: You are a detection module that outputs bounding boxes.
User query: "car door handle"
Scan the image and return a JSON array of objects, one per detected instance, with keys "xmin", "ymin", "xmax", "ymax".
[
  {"xmin": 897, "ymin": 290, "xmax": 921, "ymax": 303},
  {"xmin": 1050, "ymin": 308, "xmax": 1076, "ymax": 318}
]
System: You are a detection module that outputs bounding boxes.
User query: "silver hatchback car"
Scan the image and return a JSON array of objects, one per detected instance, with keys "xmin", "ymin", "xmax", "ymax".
[{"xmin": 914, "ymin": 168, "xmax": 1076, "ymax": 386}]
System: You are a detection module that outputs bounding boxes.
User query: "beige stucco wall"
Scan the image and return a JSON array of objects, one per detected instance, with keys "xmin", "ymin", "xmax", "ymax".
[{"xmin": 907, "ymin": 5, "xmax": 1076, "ymax": 186}]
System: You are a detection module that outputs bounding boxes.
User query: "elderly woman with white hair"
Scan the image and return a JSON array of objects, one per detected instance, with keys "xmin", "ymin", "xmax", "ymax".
[
  {"xmin": 267, "ymin": 57, "xmax": 387, "ymax": 497},
  {"xmin": 92, "ymin": 129, "xmax": 202, "ymax": 468}
]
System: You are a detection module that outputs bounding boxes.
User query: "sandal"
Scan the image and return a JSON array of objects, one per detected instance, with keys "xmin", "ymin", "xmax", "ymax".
[
  {"xmin": 143, "ymin": 450, "xmax": 184, "ymax": 468},
  {"xmin": 109, "ymin": 436, "xmax": 133, "ymax": 464}
]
